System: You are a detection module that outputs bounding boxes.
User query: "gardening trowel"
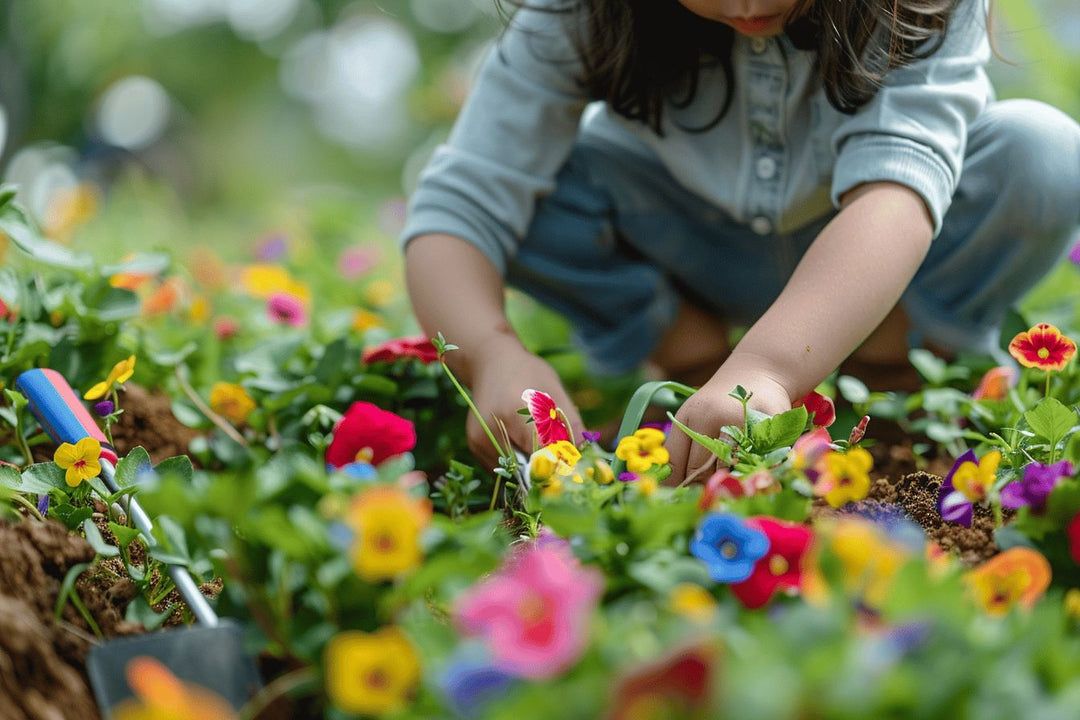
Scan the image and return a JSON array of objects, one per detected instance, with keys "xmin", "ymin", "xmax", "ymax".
[{"xmin": 16, "ymin": 368, "xmax": 262, "ymax": 717}]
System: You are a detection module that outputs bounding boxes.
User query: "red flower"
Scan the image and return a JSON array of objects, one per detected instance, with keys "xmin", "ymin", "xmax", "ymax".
[
  {"xmin": 699, "ymin": 468, "xmax": 744, "ymax": 510},
  {"xmin": 1068, "ymin": 511, "xmax": 1080, "ymax": 565},
  {"xmin": 971, "ymin": 366, "xmax": 1018, "ymax": 401},
  {"xmin": 730, "ymin": 516, "xmax": 814, "ymax": 609},
  {"xmin": 794, "ymin": 391, "xmax": 835, "ymax": 428},
  {"xmin": 606, "ymin": 644, "xmax": 714, "ymax": 720},
  {"xmin": 325, "ymin": 402, "xmax": 416, "ymax": 468},
  {"xmin": 363, "ymin": 336, "xmax": 439, "ymax": 365},
  {"xmin": 1008, "ymin": 323, "xmax": 1077, "ymax": 371},
  {"xmin": 0, "ymin": 297, "xmax": 16, "ymax": 322},
  {"xmin": 521, "ymin": 389, "xmax": 571, "ymax": 446}
]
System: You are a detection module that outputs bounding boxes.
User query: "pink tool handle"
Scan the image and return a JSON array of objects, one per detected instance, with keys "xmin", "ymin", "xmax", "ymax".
[{"xmin": 15, "ymin": 368, "xmax": 119, "ymax": 464}]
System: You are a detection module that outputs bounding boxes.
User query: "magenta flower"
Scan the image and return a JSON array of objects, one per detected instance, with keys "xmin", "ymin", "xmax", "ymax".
[
  {"xmin": 1069, "ymin": 240, "xmax": 1080, "ymax": 265},
  {"xmin": 266, "ymin": 292, "xmax": 307, "ymax": 327},
  {"xmin": 521, "ymin": 389, "xmax": 571, "ymax": 446},
  {"xmin": 1001, "ymin": 460, "xmax": 1074, "ymax": 512},
  {"xmin": 455, "ymin": 544, "xmax": 604, "ymax": 679}
]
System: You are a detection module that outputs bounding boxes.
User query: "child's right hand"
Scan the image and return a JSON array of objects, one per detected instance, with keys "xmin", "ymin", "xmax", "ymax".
[{"xmin": 466, "ymin": 339, "xmax": 583, "ymax": 472}]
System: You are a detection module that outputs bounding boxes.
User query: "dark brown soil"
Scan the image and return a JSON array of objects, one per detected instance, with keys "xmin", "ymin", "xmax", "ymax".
[
  {"xmin": 109, "ymin": 384, "xmax": 202, "ymax": 464},
  {"xmin": 0, "ymin": 518, "xmax": 143, "ymax": 720}
]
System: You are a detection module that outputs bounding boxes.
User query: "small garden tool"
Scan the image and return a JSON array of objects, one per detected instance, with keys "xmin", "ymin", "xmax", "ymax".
[{"xmin": 16, "ymin": 368, "xmax": 262, "ymax": 718}]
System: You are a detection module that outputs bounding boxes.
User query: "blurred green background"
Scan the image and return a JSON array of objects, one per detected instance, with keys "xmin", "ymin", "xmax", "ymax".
[{"xmin": 0, "ymin": 0, "xmax": 1077, "ymax": 329}]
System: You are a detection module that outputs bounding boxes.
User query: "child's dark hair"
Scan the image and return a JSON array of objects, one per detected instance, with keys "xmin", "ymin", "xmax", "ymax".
[{"xmin": 495, "ymin": 0, "xmax": 961, "ymax": 134}]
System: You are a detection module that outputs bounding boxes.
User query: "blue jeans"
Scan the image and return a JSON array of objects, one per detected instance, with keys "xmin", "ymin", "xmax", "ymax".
[{"xmin": 506, "ymin": 99, "xmax": 1080, "ymax": 374}]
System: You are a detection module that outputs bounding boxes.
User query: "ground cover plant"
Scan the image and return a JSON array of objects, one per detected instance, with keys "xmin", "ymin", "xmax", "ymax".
[{"xmin": 3, "ymin": 177, "xmax": 1080, "ymax": 720}]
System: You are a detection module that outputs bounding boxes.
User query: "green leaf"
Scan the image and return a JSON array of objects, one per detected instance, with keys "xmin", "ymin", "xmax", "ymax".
[
  {"xmin": 54, "ymin": 562, "xmax": 92, "ymax": 620},
  {"xmin": 0, "ymin": 201, "xmax": 91, "ymax": 269},
  {"xmin": 1024, "ymin": 397, "xmax": 1077, "ymax": 449},
  {"xmin": 170, "ymin": 398, "xmax": 211, "ymax": 429},
  {"xmin": 92, "ymin": 287, "xmax": 140, "ymax": 322},
  {"xmin": 82, "ymin": 519, "xmax": 119, "ymax": 558},
  {"xmin": 313, "ymin": 338, "xmax": 348, "ymax": 385},
  {"xmin": 100, "ymin": 252, "xmax": 171, "ymax": 277},
  {"xmin": 108, "ymin": 522, "xmax": 145, "ymax": 550},
  {"xmin": 667, "ymin": 412, "xmax": 733, "ymax": 464},
  {"xmin": 748, "ymin": 406, "xmax": 809, "ymax": 454},
  {"xmin": 146, "ymin": 342, "xmax": 198, "ymax": 367},
  {"xmin": 908, "ymin": 348, "xmax": 947, "ymax": 384},
  {"xmin": 16, "ymin": 463, "xmax": 68, "ymax": 494},
  {"xmin": 114, "ymin": 447, "xmax": 153, "ymax": 488},
  {"xmin": 626, "ymin": 550, "xmax": 711, "ymax": 592},
  {"xmin": 125, "ymin": 596, "xmax": 175, "ymax": 631},
  {"xmin": 3, "ymin": 388, "xmax": 28, "ymax": 412},
  {"xmin": 154, "ymin": 455, "xmax": 194, "ymax": 484},
  {"xmin": 836, "ymin": 375, "xmax": 870, "ymax": 404},
  {"xmin": 53, "ymin": 504, "xmax": 93, "ymax": 530}
]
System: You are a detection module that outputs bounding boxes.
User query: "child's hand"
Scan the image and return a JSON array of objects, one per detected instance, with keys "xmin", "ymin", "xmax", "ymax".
[
  {"xmin": 467, "ymin": 339, "xmax": 583, "ymax": 472},
  {"xmin": 666, "ymin": 358, "xmax": 792, "ymax": 483}
]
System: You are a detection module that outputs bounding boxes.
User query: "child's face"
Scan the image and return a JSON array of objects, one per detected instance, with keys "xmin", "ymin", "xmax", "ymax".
[{"xmin": 676, "ymin": 0, "xmax": 804, "ymax": 37}]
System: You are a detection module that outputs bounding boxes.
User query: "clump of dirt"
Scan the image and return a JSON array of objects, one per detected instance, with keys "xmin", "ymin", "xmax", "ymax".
[
  {"xmin": 0, "ymin": 518, "xmax": 144, "ymax": 720},
  {"xmin": 109, "ymin": 384, "xmax": 202, "ymax": 464}
]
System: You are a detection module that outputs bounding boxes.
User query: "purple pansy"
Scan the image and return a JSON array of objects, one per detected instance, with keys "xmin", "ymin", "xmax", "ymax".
[
  {"xmin": 1001, "ymin": 460, "xmax": 1074, "ymax": 512},
  {"xmin": 93, "ymin": 400, "xmax": 115, "ymax": 417},
  {"xmin": 937, "ymin": 449, "xmax": 976, "ymax": 527},
  {"xmin": 581, "ymin": 430, "xmax": 602, "ymax": 444}
]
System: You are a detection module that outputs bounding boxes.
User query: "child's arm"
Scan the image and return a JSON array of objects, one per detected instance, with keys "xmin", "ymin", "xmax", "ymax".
[
  {"xmin": 666, "ymin": 181, "xmax": 933, "ymax": 480},
  {"xmin": 405, "ymin": 232, "xmax": 584, "ymax": 470}
]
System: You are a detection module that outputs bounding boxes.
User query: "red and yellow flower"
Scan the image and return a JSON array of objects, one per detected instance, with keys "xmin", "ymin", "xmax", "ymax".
[
  {"xmin": 1008, "ymin": 323, "xmax": 1076, "ymax": 371},
  {"xmin": 54, "ymin": 437, "xmax": 103, "ymax": 487}
]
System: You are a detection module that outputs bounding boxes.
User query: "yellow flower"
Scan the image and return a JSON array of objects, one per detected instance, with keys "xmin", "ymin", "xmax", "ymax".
[
  {"xmin": 84, "ymin": 355, "xmax": 136, "ymax": 400},
  {"xmin": 615, "ymin": 428, "xmax": 669, "ymax": 473},
  {"xmin": 952, "ymin": 450, "xmax": 1001, "ymax": 504},
  {"xmin": 209, "ymin": 382, "xmax": 256, "ymax": 424},
  {"xmin": 364, "ymin": 279, "xmax": 396, "ymax": 307},
  {"xmin": 238, "ymin": 264, "xmax": 309, "ymax": 302},
  {"xmin": 352, "ymin": 308, "xmax": 384, "ymax": 333},
  {"xmin": 346, "ymin": 486, "xmax": 432, "ymax": 581},
  {"xmin": 828, "ymin": 519, "xmax": 908, "ymax": 607},
  {"xmin": 669, "ymin": 583, "xmax": 717, "ymax": 624},
  {"xmin": 111, "ymin": 656, "xmax": 236, "ymax": 720},
  {"xmin": 541, "ymin": 475, "xmax": 563, "ymax": 498},
  {"xmin": 820, "ymin": 448, "xmax": 873, "ymax": 508},
  {"xmin": 1065, "ymin": 589, "xmax": 1080, "ymax": 621},
  {"xmin": 530, "ymin": 452, "xmax": 556, "ymax": 481},
  {"xmin": 54, "ymin": 437, "xmax": 102, "ymax": 487},
  {"xmin": 637, "ymin": 476, "xmax": 658, "ymax": 497},
  {"xmin": 44, "ymin": 183, "xmax": 98, "ymax": 241},
  {"xmin": 188, "ymin": 294, "xmax": 211, "ymax": 322},
  {"xmin": 324, "ymin": 627, "xmax": 420, "ymax": 716}
]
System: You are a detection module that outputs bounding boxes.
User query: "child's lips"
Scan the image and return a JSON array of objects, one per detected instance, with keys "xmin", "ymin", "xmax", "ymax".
[{"xmin": 726, "ymin": 13, "xmax": 781, "ymax": 35}]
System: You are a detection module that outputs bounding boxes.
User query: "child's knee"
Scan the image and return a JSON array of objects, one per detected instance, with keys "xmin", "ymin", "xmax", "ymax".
[{"xmin": 976, "ymin": 100, "xmax": 1080, "ymax": 231}]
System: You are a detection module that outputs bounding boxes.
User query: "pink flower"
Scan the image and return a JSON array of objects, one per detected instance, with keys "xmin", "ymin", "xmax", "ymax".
[
  {"xmin": 794, "ymin": 391, "xmax": 835, "ymax": 427},
  {"xmin": 337, "ymin": 246, "xmax": 380, "ymax": 279},
  {"xmin": 521, "ymin": 389, "xmax": 571, "ymax": 446},
  {"xmin": 214, "ymin": 317, "xmax": 240, "ymax": 340},
  {"xmin": 266, "ymin": 292, "xmax": 307, "ymax": 327},
  {"xmin": 325, "ymin": 402, "xmax": 416, "ymax": 468},
  {"xmin": 362, "ymin": 336, "xmax": 439, "ymax": 364},
  {"xmin": 455, "ymin": 544, "xmax": 604, "ymax": 679}
]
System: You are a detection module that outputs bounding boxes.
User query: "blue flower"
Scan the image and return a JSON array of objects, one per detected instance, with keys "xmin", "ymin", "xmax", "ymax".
[
  {"xmin": 689, "ymin": 513, "xmax": 770, "ymax": 583},
  {"xmin": 440, "ymin": 654, "xmax": 514, "ymax": 717}
]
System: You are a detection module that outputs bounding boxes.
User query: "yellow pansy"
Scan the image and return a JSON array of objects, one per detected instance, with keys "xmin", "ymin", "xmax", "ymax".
[
  {"xmin": 669, "ymin": 583, "xmax": 717, "ymax": 623},
  {"xmin": 820, "ymin": 447, "xmax": 873, "ymax": 508},
  {"xmin": 352, "ymin": 308, "xmax": 384, "ymax": 333},
  {"xmin": 952, "ymin": 450, "xmax": 1001, "ymax": 503},
  {"xmin": 346, "ymin": 486, "xmax": 432, "ymax": 582},
  {"xmin": 615, "ymin": 428, "xmax": 669, "ymax": 473},
  {"xmin": 209, "ymin": 382, "xmax": 256, "ymax": 424},
  {"xmin": 324, "ymin": 627, "xmax": 420, "ymax": 716},
  {"xmin": 828, "ymin": 519, "xmax": 908, "ymax": 607},
  {"xmin": 54, "ymin": 437, "xmax": 102, "ymax": 487},
  {"xmin": 84, "ymin": 355, "xmax": 136, "ymax": 401}
]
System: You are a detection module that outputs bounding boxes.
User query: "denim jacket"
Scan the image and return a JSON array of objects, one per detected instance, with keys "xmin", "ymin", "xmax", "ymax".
[{"xmin": 402, "ymin": 0, "xmax": 993, "ymax": 274}]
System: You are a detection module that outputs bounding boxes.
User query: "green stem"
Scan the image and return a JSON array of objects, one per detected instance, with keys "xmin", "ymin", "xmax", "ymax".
[
  {"xmin": 1045, "ymin": 370, "xmax": 1051, "ymax": 400},
  {"xmin": 237, "ymin": 666, "xmax": 318, "ymax": 720},
  {"xmin": 69, "ymin": 589, "xmax": 103, "ymax": 639},
  {"xmin": 11, "ymin": 493, "xmax": 45, "ymax": 520},
  {"xmin": 439, "ymin": 360, "xmax": 506, "ymax": 458},
  {"xmin": 992, "ymin": 501, "xmax": 1004, "ymax": 530}
]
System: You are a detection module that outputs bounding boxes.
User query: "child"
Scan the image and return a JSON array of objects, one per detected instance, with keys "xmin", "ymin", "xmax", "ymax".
[{"xmin": 401, "ymin": 0, "xmax": 1080, "ymax": 481}]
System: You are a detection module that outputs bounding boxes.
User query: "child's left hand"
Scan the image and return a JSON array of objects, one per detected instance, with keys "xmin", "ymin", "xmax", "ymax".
[{"xmin": 666, "ymin": 355, "xmax": 792, "ymax": 483}]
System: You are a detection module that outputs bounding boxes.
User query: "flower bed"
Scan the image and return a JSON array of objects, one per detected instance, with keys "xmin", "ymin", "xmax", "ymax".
[{"xmin": 3, "ymin": 188, "xmax": 1080, "ymax": 719}]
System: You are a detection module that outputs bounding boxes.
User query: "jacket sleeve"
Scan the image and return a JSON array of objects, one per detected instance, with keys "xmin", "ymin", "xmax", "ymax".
[
  {"xmin": 401, "ymin": 2, "xmax": 590, "ymax": 274},
  {"xmin": 830, "ymin": 0, "xmax": 992, "ymax": 235}
]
